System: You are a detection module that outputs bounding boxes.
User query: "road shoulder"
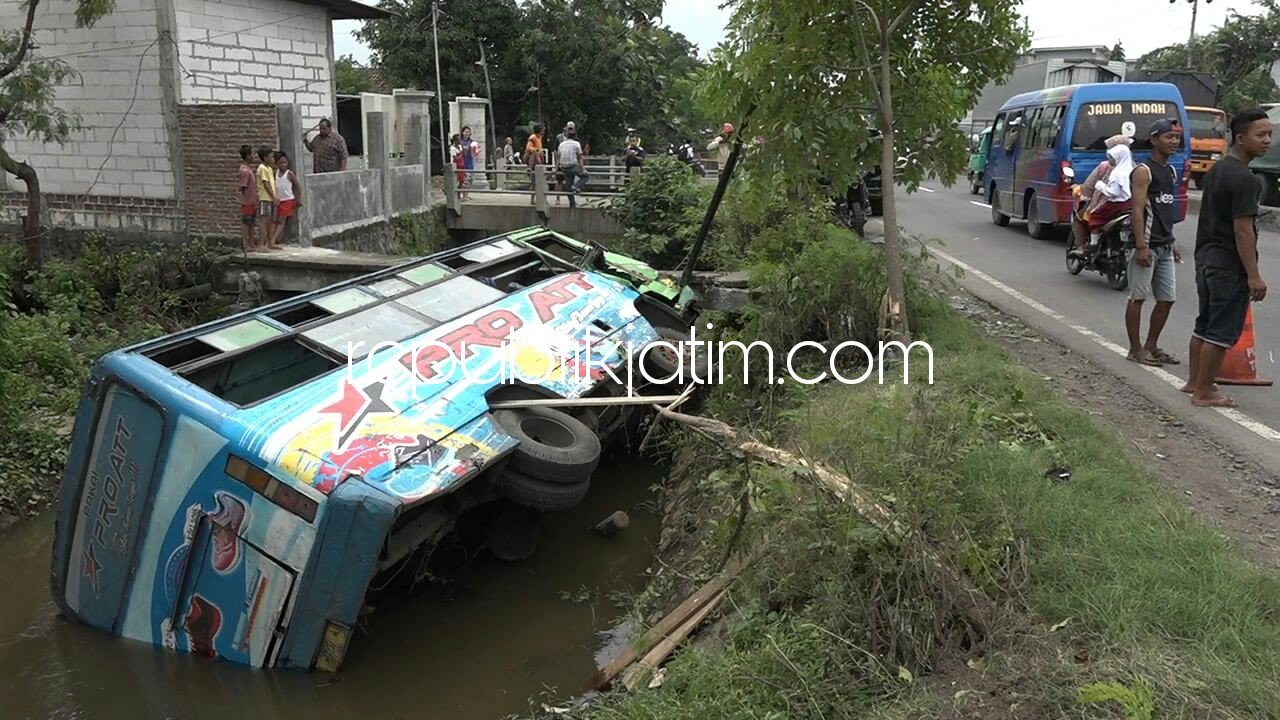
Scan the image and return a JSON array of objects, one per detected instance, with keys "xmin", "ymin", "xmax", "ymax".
[{"xmin": 940, "ymin": 278, "xmax": 1280, "ymax": 570}]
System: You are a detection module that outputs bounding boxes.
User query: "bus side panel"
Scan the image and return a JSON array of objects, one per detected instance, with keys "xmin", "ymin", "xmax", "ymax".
[{"xmin": 53, "ymin": 381, "xmax": 165, "ymax": 631}]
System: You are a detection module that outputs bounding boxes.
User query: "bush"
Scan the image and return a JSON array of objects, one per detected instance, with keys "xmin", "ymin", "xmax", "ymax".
[
  {"xmin": 0, "ymin": 237, "xmax": 226, "ymax": 516},
  {"xmin": 604, "ymin": 155, "xmax": 707, "ymax": 269}
]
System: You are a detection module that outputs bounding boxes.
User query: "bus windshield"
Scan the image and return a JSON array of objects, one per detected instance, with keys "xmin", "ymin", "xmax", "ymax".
[
  {"xmin": 1071, "ymin": 100, "xmax": 1182, "ymax": 152},
  {"xmin": 1187, "ymin": 109, "xmax": 1227, "ymax": 140}
]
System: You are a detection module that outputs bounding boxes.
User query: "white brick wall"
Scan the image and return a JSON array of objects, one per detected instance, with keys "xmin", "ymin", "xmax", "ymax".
[
  {"xmin": 175, "ymin": 0, "xmax": 335, "ymax": 127},
  {"xmin": 0, "ymin": 0, "xmax": 175, "ymax": 198}
]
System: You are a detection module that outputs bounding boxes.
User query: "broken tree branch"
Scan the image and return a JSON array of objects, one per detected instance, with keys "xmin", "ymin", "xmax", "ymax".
[
  {"xmin": 621, "ymin": 588, "xmax": 728, "ymax": 691},
  {"xmin": 656, "ymin": 407, "xmax": 993, "ymax": 631}
]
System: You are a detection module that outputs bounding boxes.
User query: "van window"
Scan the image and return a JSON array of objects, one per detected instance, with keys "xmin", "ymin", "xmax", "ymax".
[
  {"xmin": 1072, "ymin": 100, "xmax": 1180, "ymax": 152},
  {"xmin": 1024, "ymin": 107, "xmax": 1043, "ymax": 148},
  {"xmin": 992, "ymin": 113, "xmax": 1008, "ymax": 150},
  {"xmin": 1040, "ymin": 106, "xmax": 1065, "ymax": 148},
  {"xmin": 1003, "ymin": 111, "xmax": 1023, "ymax": 152}
]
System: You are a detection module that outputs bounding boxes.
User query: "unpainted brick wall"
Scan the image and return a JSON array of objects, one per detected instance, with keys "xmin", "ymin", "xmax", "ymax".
[{"xmin": 178, "ymin": 103, "xmax": 278, "ymax": 237}]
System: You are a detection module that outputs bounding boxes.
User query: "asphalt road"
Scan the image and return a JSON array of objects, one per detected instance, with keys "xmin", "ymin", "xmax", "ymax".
[{"xmin": 898, "ymin": 181, "xmax": 1280, "ymax": 463}]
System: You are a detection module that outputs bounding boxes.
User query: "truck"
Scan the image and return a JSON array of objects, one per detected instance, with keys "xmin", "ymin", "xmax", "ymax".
[
  {"xmin": 1186, "ymin": 105, "xmax": 1229, "ymax": 189},
  {"xmin": 1252, "ymin": 104, "xmax": 1280, "ymax": 207}
]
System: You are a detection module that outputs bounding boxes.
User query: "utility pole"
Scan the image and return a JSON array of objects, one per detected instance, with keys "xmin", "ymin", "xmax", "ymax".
[
  {"xmin": 476, "ymin": 40, "xmax": 498, "ymax": 171},
  {"xmin": 431, "ymin": 1, "xmax": 447, "ymax": 172},
  {"xmin": 1170, "ymin": 0, "xmax": 1213, "ymax": 68}
]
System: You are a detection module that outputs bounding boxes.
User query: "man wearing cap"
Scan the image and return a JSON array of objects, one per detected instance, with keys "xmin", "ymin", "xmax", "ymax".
[
  {"xmin": 1125, "ymin": 118, "xmax": 1184, "ymax": 367},
  {"xmin": 553, "ymin": 121, "xmax": 577, "ymax": 204},
  {"xmin": 707, "ymin": 123, "xmax": 734, "ymax": 170}
]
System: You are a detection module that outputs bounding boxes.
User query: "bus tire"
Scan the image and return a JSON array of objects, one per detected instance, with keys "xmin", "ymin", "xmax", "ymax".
[
  {"xmin": 1026, "ymin": 194, "xmax": 1051, "ymax": 239},
  {"xmin": 642, "ymin": 327, "xmax": 712, "ymax": 385},
  {"xmin": 494, "ymin": 470, "xmax": 590, "ymax": 512},
  {"xmin": 991, "ymin": 192, "xmax": 1010, "ymax": 227},
  {"xmin": 494, "ymin": 407, "xmax": 601, "ymax": 483}
]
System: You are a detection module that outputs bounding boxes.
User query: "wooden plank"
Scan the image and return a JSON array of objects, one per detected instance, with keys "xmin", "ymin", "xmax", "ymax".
[
  {"xmin": 488, "ymin": 395, "xmax": 682, "ymax": 410},
  {"xmin": 621, "ymin": 588, "xmax": 728, "ymax": 691},
  {"xmin": 589, "ymin": 574, "xmax": 729, "ymax": 690}
]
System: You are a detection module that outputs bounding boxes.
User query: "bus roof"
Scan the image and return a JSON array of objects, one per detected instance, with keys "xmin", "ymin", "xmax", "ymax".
[{"xmin": 998, "ymin": 82, "xmax": 1186, "ymax": 112}]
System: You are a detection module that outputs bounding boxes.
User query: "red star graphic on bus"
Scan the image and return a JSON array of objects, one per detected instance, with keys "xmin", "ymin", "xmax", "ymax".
[
  {"xmin": 82, "ymin": 545, "xmax": 103, "ymax": 597},
  {"xmin": 318, "ymin": 380, "xmax": 394, "ymax": 447}
]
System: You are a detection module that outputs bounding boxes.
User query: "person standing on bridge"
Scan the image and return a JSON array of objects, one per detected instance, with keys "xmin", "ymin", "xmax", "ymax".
[
  {"xmin": 1124, "ymin": 119, "xmax": 1184, "ymax": 368},
  {"xmin": 302, "ymin": 118, "xmax": 348, "ymax": 174},
  {"xmin": 557, "ymin": 127, "xmax": 588, "ymax": 208},
  {"xmin": 1186, "ymin": 108, "xmax": 1273, "ymax": 407},
  {"xmin": 524, "ymin": 125, "xmax": 544, "ymax": 206}
]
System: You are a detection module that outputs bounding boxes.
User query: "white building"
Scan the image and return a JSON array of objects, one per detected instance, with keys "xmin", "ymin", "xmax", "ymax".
[{"xmin": 0, "ymin": 0, "xmax": 391, "ymax": 237}]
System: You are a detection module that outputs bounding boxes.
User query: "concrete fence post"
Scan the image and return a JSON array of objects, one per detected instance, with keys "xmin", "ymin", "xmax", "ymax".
[
  {"xmin": 407, "ymin": 112, "xmax": 428, "ymax": 208},
  {"xmin": 534, "ymin": 164, "xmax": 550, "ymax": 216},
  {"xmin": 366, "ymin": 111, "xmax": 390, "ymax": 223},
  {"xmin": 495, "ymin": 157, "xmax": 506, "ymax": 190},
  {"xmin": 277, "ymin": 103, "xmax": 311, "ymax": 246},
  {"xmin": 443, "ymin": 168, "xmax": 461, "ymax": 215}
]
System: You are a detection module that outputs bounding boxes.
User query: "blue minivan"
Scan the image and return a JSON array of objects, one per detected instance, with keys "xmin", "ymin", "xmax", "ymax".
[{"xmin": 986, "ymin": 82, "xmax": 1191, "ymax": 238}]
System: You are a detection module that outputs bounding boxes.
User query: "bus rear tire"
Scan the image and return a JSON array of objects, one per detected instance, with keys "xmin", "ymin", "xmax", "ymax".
[
  {"xmin": 1026, "ymin": 195, "xmax": 1051, "ymax": 239},
  {"xmin": 991, "ymin": 192, "xmax": 1009, "ymax": 227}
]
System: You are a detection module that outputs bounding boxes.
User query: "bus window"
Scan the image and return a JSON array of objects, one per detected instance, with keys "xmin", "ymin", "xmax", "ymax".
[
  {"xmin": 1072, "ymin": 100, "xmax": 1180, "ymax": 152},
  {"xmin": 1003, "ymin": 112, "xmax": 1023, "ymax": 152},
  {"xmin": 1024, "ymin": 107, "xmax": 1043, "ymax": 148},
  {"xmin": 181, "ymin": 336, "xmax": 342, "ymax": 406},
  {"xmin": 992, "ymin": 113, "xmax": 1008, "ymax": 150},
  {"xmin": 1041, "ymin": 106, "xmax": 1065, "ymax": 148}
]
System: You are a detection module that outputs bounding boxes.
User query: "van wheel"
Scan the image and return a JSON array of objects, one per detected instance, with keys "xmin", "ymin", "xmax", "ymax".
[
  {"xmin": 1026, "ymin": 195, "xmax": 1051, "ymax": 239},
  {"xmin": 494, "ymin": 407, "xmax": 601, "ymax": 483},
  {"xmin": 991, "ymin": 192, "xmax": 1010, "ymax": 227},
  {"xmin": 494, "ymin": 470, "xmax": 590, "ymax": 512}
]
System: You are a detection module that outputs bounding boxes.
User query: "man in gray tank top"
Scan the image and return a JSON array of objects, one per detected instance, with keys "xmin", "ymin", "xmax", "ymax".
[{"xmin": 1125, "ymin": 118, "xmax": 1184, "ymax": 367}]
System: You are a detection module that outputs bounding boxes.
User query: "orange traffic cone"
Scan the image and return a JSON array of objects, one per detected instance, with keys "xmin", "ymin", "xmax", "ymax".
[{"xmin": 1215, "ymin": 305, "xmax": 1273, "ymax": 386}]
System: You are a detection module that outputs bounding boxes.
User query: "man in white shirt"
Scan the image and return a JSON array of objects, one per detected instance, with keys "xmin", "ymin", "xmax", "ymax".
[{"xmin": 557, "ymin": 128, "xmax": 588, "ymax": 208}]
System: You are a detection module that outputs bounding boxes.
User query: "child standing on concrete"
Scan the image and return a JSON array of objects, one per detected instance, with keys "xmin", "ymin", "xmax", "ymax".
[
  {"xmin": 255, "ymin": 146, "xmax": 276, "ymax": 250},
  {"xmin": 271, "ymin": 151, "xmax": 301, "ymax": 250},
  {"xmin": 237, "ymin": 145, "xmax": 257, "ymax": 251}
]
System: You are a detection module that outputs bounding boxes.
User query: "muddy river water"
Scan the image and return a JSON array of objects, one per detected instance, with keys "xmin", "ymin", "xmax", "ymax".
[{"xmin": 0, "ymin": 461, "xmax": 660, "ymax": 720}]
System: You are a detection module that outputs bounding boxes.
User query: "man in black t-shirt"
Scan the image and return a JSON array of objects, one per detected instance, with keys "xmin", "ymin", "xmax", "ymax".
[
  {"xmin": 1125, "ymin": 119, "xmax": 1183, "ymax": 368},
  {"xmin": 1186, "ymin": 108, "xmax": 1274, "ymax": 407}
]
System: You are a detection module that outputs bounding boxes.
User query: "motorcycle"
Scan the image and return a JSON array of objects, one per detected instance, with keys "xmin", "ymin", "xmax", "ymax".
[
  {"xmin": 832, "ymin": 171, "xmax": 871, "ymax": 236},
  {"xmin": 1066, "ymin": 200, "xmax": 1130, "ymax": 291}
]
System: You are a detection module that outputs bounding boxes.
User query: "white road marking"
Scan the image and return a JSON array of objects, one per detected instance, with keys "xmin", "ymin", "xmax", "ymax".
[
  {"xmin": 932, "ymin": 247, "xmax": 1280, "ymax": 443},
  {"xmin": 919, "ymin": 186, "xmax": 936, "ymax": 193},
  {"xmin": 970, "ymin": 201, "xmax": 991, "ymax": 209}
]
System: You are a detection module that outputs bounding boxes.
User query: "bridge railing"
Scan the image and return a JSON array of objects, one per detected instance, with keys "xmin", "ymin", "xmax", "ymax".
[{"xmin": 442, "ymin": 155, "xmax": 724, "ymax": 214}]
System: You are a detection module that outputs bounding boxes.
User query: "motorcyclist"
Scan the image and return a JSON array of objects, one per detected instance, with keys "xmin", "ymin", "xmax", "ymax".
[
  {"xmin": 1070, "ymin": 134, "xmax": 1133, "ymax": 258},
  {"xmin": 1087, "ymin": 143, "xmax": 1136, "ymax": 236}
]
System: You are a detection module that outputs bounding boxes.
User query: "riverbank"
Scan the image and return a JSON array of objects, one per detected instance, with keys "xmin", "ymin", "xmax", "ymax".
[
  {"xmin": 565, "ymin": 274, "xmax": 1280, "ymax": 718},
  {"xmin": 0, "ymin": 238, "xmax": 230, "ymax": 522}
]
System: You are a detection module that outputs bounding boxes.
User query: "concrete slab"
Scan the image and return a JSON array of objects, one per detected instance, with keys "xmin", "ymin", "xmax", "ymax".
[{"xmin": 219, "ymin": 245, "xmax": 420, "ymax": 294}]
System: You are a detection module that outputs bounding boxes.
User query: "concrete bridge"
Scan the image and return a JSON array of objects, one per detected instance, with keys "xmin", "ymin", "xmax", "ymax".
[{"xmin": 442, "ymin": 156, "xmax": 720, "ymax": 237}]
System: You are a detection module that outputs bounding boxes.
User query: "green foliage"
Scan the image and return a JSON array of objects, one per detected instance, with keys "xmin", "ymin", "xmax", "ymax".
[
  {"xmin": 390, "ymin": 208, "xmax": 450, "ymax": 256},
  {"xmin": 700, "ymin": 0, "xmax": 1029, "ymax": 197},
  {"xmin": 334, "ymin": 54, "xmax": 374, "ymax": 95},
  {"xmin": 1137, "ymin": 0, "xmax": 1280, "ymax": 114},
  {"xmin": 1078, "ymin": 679, "xmax": 1157, "ymax": 720},
  {"xmin": 359, "ymin": 0, "xmax": 705, "ymax": 152},
  {"xmin": 604, "ymin": 155, "xmax": 705, "ymax": 268},
  {"xmin": 0, "ymin": 237, "xmax": 226, "ymax": 516}
]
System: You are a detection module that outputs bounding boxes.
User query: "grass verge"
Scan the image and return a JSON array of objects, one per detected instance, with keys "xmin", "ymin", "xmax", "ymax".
[{"xmin": 572, "ymin": 288, "xmax": 1280, "ymax": 719}]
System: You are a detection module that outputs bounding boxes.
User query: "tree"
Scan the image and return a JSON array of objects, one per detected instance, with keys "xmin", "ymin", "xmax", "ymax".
[
  {"xmin": 702, "ymin": 0, "xmax": 1027, "ymax": 339},
  {"xmin": 1, "ymin": 0, "xmax": 114, "ymax": 267},
  {"xmin": 1109, "ymin": 42, "xmax": 1126, "ymax": 61},
  {"xmin": 359, "ymin": 0, "xmax": 704, "ymax": 153},
  {"xmin": 1137, "ymin": 0, "xmax": 1280, "ymax": 113},
  {"xmin": 335, "ymin": 54, "xmax": 374, "ymax": 95}
]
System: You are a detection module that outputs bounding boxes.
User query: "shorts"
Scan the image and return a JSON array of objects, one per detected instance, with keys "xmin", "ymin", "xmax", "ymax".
[
  {"xmin": 258, "ymin": 201, "xmax": 275, "ymax": 219},
  {"xmin": 277, "ymin": 199, "xmax": 296, "ymax": 219},
  {"xmin": 1127, "ymin": 244, "xmax": 1176, "ymax": 302},
  {"xmin": 1193, "ymin": 265, "xmax": 1250, "ymax": 348},
  {"xmin": 241, "ymin": 203, "xmax": 257, "ymax": 227}
]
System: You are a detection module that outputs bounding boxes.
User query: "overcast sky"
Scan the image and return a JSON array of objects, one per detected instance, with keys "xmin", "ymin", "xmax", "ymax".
[{"xmin": 333, "ymin": 0, "xmax": 1266, "ymax": 65}]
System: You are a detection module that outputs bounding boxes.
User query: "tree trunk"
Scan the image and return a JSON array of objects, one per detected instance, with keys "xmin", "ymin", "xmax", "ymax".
[
  {"xmin": 877, "ymin": 37, "xmax": 909, "ymax": 340},
  {"xmin": 0, "ymin": 144, "xmax": 43, "ymax": 268}
]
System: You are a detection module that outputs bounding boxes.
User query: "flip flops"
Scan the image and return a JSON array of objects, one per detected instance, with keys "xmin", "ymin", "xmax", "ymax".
[
  {"xmin": 1148, "ymin": 348, "xmax": 1180, "ymax": 365},
  {"xmin": 1126, "ymin": 351, "xmax": 1162, "ymax": 367}
]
